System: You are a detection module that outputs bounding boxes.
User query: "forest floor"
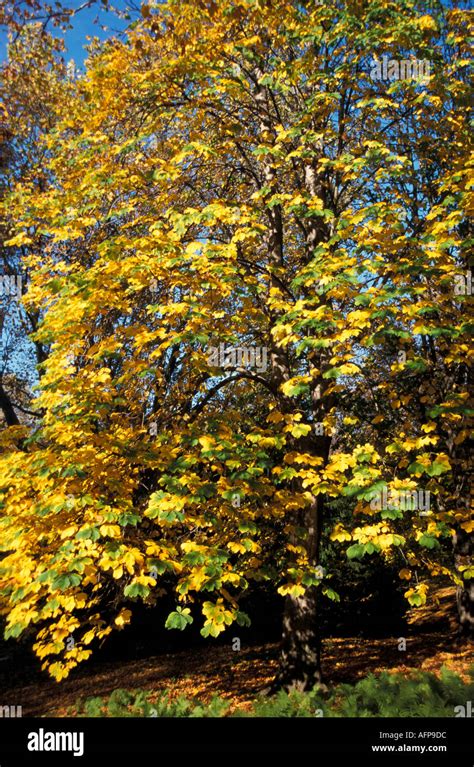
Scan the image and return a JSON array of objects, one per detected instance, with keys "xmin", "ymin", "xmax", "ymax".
[{"xmin": 3, "ymin": 587, "xmax": 473, "ymax": 716}]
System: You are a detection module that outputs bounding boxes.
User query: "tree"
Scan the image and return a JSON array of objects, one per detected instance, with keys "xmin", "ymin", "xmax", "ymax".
[
  {"xmin": 0, "ymin": 26, "xmax": 72, "ymax": 433},
  {"xmin": 0, "ymin": 0, "xmax": 471, "ymax": 688}
]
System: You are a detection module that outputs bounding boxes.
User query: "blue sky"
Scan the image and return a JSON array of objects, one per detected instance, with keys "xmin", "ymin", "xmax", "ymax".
[
  {"xmin": 0, "ymin": 0, "xmax": 132, "ymax": 66},
  {"xmin": 63, "ymin": 1, "xmax": 132, "ymax": 62}
]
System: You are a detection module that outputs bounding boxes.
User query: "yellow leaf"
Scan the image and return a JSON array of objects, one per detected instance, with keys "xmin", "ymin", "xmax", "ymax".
[
  {"xmin": 267, "ymin": 410, "xmax": 285, "ymax": 424},
  {"xmin": 114, "ymin": 608, "xmax": 132, "ymax": 628},
  {"xmin": 48, "ymin": 662, "xmax": 70, "ymax": 681},
  {"xmin": 198, "ymin": 435, "xmax": 215, "ymax": 451},
  {"xmin": 277, "ymin": 583, "xmax": 305, "ymax": 597},
  {"xmin": 330, "ymin": 523, "xmax": 352, "ymax": 542},
  {"xmin": 99, "ymin": 524, "xmax": 121, "ymax": 538},
  {"xmin": 460, "ymin": 521, "xmax": 474, "ymax": 533}
]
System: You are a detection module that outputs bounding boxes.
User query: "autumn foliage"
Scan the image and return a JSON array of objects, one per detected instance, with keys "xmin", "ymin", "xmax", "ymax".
[{"xmin": 0, "ymin": 0, "xmax": 472, "ymax": 685}]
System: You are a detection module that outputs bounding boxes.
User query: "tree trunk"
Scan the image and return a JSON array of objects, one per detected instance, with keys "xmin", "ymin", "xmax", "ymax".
[
  {"xmin": 445, "ymin": 411, "xmax": 472, "ymax": 639},
  {"xmin": 252, "ymin": 65, "xmax": 329, "ymax": 692},
  {"xmin": 274, "ymin": 494, "xmax": 325, "ymax": 691},
  {"xmin": 0, "ymin": 380, "xmax": 20, "ymax": 426},
  {"xmin": 276, "ymin": 586, "xmax": 322, "ymax": 691},
  {"xmin": 454, "ymin": 525, "xmax": 473, "ymax": 638}
]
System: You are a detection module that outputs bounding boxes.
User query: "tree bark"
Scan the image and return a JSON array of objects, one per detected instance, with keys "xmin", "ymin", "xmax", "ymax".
[
  {"xmin": 0, "ymin": 380, "xmax": 20, "ymax": 426},
  {"xmin": 274, "ymin": 493, "xmax": 325, "ymax": 691},
  {"xmin": 445, "ymin": 400, "xmax": 472, "ymax": 639},
  {"xmin": 277, "ymin": 586, "xmax": 322, "ymax": 691},
  {"xmin": 453, "ymin": 524, "xmax": 473, "ymax": 639}
]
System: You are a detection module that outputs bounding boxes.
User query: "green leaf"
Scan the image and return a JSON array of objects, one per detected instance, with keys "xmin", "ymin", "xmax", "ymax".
[
  {"xmin": 165, "ymin": 607, "xmax": 193, "ymax": 631},
  {"xmin": 407, "ymin": 461, "xmax": 427, "ymax": 476},
  {"xmin": 418, "ymin": 534, "xmax": 440, "ymax": 549},
  {"xmin": 347, "ymin": 544, "xmax": 364, "ymax": 560},
  {"xmin": 236, "ymin": 611, "xmax": 251, "ymax": 627},
  {"xmin": 364, "ymin": 542, "xmax": 379, "ymax": 555},
  {"xmin": 75, "ymin": 526, "xmax": 100, "ymax": 541},
  {"xmin": 52, "ymin": 573, "xmax": 81, "ymax": 591},
  {"xmin": 407, "ymin": 593, "xmax": 424, "ymax": 607},
  {"xmin": 123, "ymin": 582, "xmax": 150, "ymax": 599},
  {"xmin": 322, "ymin": 587, "xmax": 340, "ymax": 602},
  {"xmin": 426, "ymin": 460, "xmax": 450, "ymax": 477},
  {"xmin": 5, "ymin": 622, "xmax": 26, "ymax": 639},
  {"xmin": 380, "ymin": 507, "xmax": 403, "ymax": 520}
]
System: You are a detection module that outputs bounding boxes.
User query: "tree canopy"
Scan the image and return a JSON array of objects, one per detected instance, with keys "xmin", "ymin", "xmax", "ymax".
[{"xmin": 0, "ymin": 0, "xmax": 472, "ymax": 687}]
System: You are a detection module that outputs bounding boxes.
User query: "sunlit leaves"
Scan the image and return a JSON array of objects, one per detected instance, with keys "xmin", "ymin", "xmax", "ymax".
[{"xmin": 0, "ymin": 0, "xmax": 471, "ymax": 681}]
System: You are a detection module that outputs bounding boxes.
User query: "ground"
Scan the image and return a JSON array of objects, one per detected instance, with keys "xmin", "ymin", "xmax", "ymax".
[{"xmin": 2, "ymin": 587, "xmax": 472, "ymax": 716}]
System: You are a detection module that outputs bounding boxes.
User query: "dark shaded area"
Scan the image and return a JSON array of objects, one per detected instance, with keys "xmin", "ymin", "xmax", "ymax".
[
  {"xmin": 2, "ymin": 618, "xmax": 472, "ymax": 717},
  {"xmin": 0, "ymin": 574, "xmax": 455, "ymax": 708}
]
